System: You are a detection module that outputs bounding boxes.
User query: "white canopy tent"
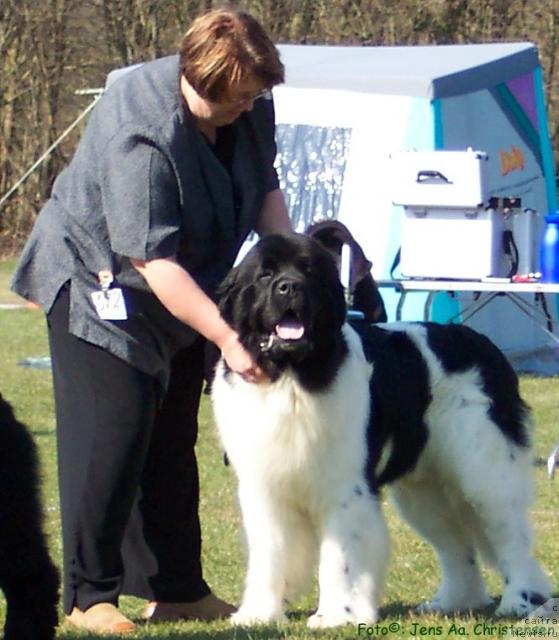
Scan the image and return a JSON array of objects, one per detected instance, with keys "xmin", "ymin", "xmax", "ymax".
[{"xmin": 271, "ymin": 43, "xmax": 558, "ymax": 372}]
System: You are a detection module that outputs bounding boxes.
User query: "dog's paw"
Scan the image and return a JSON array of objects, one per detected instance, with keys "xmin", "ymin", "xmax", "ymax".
[
  {"xmin": 495, "ymin": 590, "xmax": 548, "ymax": 617},
  {"xmin": 308, "ymin": 607, "xmax": 376, "ymax": 629},
  {"xmin": 230, "ymin": 608, "xmax": 287, "ymax": 627},
  {"xmin": 308, "ymin": 613, "xmax": 350, "ymax": 629}
]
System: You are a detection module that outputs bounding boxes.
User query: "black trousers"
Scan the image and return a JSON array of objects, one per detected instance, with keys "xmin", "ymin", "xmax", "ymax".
[{"xmin": 47, "ymin": 287, "xmax": 210, "ymax": 613}]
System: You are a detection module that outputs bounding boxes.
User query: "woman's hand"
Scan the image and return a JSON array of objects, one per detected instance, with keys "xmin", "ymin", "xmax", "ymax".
[{"xmin": 219, "ymin": 332, "xmax": 269, "ymax": 383}]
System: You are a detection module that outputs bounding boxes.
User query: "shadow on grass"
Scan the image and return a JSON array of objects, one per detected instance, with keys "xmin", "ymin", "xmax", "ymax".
[
  {"xmin": 56, "ymin": 625, "xmax": 314, "ymax": 640},
  {"xmin": 381, "ymin": 598, "xmax": 520, "ymax": 620}
]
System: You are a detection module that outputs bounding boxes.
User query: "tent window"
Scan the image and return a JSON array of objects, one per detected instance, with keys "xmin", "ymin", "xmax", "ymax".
[{"xmin": 275, "ymin": 124, "xmax": 352, "ymax": 231}]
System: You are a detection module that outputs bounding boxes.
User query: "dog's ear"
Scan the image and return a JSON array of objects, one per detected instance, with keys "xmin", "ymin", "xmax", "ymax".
[{"xmin": 216, "ymin": 264, "xmax": 240, "ymax": 321}]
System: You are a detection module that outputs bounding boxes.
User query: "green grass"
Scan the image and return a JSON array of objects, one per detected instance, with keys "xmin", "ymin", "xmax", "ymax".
[
  {"xmin": 0, "ymin": 257, "xmax": 24, "ymax": 306},
  {"xmin": 0, "ymin": 290, "xmax": 558, "ymax": 638}
]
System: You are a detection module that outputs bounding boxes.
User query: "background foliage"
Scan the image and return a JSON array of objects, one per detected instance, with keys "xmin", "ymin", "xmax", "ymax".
[{"xmin": 1, "ymin": 0, "xmax": 559, "ymax": 253}]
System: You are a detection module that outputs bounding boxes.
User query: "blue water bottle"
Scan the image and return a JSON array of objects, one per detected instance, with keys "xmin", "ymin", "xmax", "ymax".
[{"xmin": 540, "ymin": 213, "xmax": 559, "ymax": 282}]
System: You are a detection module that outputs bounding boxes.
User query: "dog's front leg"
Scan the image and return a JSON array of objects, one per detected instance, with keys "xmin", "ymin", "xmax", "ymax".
[
  {"xmin": 308, "ymin": 486, "xmax": 389, "ymax": 629},
  {"xmin": 231, "ymin": 484, "xmax": 288, "ymax": 626}
]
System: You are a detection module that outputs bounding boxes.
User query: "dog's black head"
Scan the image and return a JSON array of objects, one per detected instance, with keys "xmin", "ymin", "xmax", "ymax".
[{"xmin": 218, "ymin": 233, "xmax": 347, "ymax": 385}]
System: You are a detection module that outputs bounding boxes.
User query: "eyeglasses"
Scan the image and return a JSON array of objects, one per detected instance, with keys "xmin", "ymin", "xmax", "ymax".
[{"xmin": 227, "ymin": 88, "xmax": 271, "ymax": 105}]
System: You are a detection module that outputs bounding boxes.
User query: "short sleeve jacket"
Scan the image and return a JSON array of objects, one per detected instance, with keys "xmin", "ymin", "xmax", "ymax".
[{"xmin": 12, "ymin": 55, "xmax": 280, "ymax": 387}]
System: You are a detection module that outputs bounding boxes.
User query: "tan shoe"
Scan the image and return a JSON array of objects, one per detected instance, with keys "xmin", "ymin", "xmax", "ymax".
[
  {"xmin": 66, "ymin": 602, "xmax": 136, "ymax": 634},
  {"xmin": 143, "ymin": 593, "xmax": 236, "ymax": 622}
]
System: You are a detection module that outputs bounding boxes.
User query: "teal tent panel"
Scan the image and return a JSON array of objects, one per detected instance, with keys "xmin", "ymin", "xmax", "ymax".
[
  {"xmin": 430, "ymin": 292, "xmax": 462, "ymax": 323},
  {"xmin": 534, "ymin": 67, "xmax": 558, "ymax": 212}
]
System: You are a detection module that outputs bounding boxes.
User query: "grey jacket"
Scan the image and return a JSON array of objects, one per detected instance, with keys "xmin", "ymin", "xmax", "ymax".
[{"xmin": 12, "ymin": 55, "xmax": 279, "ymax": 386}]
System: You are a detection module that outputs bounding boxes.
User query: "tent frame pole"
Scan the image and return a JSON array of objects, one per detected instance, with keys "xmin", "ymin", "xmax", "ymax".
[{"xmin": 0, "ymin": 92, "xmax": 102, "ymax": 211}]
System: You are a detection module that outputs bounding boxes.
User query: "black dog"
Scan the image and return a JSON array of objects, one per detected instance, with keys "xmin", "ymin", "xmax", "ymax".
[{"xmin": 0, "ymin": 393, "xmax": 59, "ymax": 639}]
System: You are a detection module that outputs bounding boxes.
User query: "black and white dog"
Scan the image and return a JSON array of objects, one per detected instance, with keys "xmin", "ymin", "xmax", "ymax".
[
  {"xmin": 211, "ymin": 233, "xmax": 550, "ymax": 628},
  {"xmin": 0, "ymin": 393, "xmax": 59, "ymax": 639}
]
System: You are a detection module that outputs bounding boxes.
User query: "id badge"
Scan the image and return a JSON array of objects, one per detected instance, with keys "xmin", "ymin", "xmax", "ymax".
[{"xmin": 91, "ymin": 288, "xmax": 128, "ymax": 320}]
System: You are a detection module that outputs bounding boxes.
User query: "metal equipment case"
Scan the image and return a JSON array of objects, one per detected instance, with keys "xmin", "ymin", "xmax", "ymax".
[{"xmin": 391, "ymin": 149, "xmax": 505, "ymax": 279}]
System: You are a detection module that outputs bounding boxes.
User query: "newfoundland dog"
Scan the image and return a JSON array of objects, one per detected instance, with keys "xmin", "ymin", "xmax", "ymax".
[
  {"xmin": 0, "ymin": 393, "xmax": 59, "ymax": 639},
  {"xmin": 211, "ymin": 232, "xmax": 550, "ymax": 628}
]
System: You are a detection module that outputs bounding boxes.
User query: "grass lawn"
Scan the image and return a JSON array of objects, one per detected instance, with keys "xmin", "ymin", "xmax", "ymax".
[
  {"xmin": 0, "ymin": 273, "xmax": 558, "ymax": 638},
  {"xmin": 0, "ymin": 258, "xmax": 24, "ymax": 306}
]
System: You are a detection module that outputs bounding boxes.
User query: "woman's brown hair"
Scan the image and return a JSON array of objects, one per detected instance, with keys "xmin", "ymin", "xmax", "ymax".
[{"xmin": 179, "ymin": 7, "xmax": 284, "ymax": 102}]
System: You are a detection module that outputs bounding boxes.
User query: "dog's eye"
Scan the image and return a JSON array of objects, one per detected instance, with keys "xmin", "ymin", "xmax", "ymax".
[
  {"xmin": 259, "ymin": 259, "xmax": 277, "ymax": 280},
  {"xmin": 298, "ymin": 260, "xmax": 312, "ymax": 276}
]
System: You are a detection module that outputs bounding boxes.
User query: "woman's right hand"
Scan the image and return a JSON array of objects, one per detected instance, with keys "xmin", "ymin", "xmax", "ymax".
[{"xmin": 219, "ymin": 332, "xmax": 269, "ymax": 384}]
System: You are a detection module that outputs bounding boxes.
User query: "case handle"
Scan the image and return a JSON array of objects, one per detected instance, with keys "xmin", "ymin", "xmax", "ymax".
[{"xmin": 416, "ymin": 170, "xmax": 453, "ymax": 184}]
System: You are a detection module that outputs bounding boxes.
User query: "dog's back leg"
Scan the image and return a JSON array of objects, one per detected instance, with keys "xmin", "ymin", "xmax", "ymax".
[
  {"xmin": 420, "ymin": 405, "xmax": 550, "ymax": 617},
  {"xmin": 483, "ymin": 504, "xmax": 550, "ymax": 616},
  {"xmin": 454, "ymin": 445, "xmax": 551, "ymax": 617},
  {"xmin": 390, "ymin": 478, "xmax": 492, "ymax": 613}
]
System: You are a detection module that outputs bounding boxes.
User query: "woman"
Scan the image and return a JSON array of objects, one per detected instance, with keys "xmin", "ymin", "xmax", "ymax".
[{"xmin": 12, "ymin": 8, "xmax": 291, "ymax": 634}]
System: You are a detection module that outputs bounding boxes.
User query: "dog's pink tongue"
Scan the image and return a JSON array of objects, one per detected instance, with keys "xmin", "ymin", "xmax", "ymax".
[{"xmin": 275, "ymin": 319, "xmax": 305, "ymax": 340}]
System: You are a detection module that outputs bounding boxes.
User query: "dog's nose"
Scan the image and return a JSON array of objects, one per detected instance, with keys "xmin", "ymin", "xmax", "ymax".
[{"xmin": 275, "ymin": 279, "xmax": 301, "ymax": 296}]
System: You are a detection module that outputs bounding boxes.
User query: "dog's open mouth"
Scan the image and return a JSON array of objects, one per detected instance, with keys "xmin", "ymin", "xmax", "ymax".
[{"xmin": 274, "ymin": 311, "xmax": 305, "ymax": 341}]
